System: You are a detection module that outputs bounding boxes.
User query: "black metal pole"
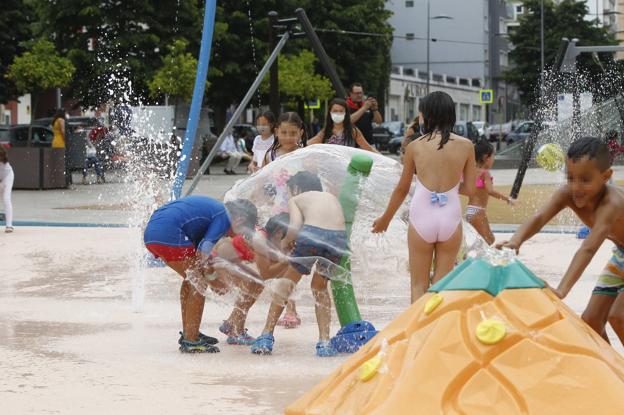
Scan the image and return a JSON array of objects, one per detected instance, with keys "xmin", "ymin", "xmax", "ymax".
[
  {"xmin": 185, "ymin": 32, "xmax": 291, "ymax": 196},
  {"xmin": 268, "ymin": 11, "xmax": 280, "ymax": 116},
  {"xmin": 510, "ymin": 116, "xmax": 541, "ymax": 199},
  {"xmin": 295, "ymin": 8, "xmax": 347, "ymax": 98},
  {"xmin": 510, "ymin": 39, "xmax": 571, "ymax": 199}
]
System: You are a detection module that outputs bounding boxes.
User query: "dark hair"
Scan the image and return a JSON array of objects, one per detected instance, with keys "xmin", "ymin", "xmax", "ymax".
[
  {"xmin": 349, "ymin": 82, "xmax": 363, "ymax": 93},
  {"xmin": 321, "ymin": 98, "xmax": 356, "ymax": 147},
  {"xmin": 287, "ymin": 171, "xmax": 323, "ymax": 194},
  {"xmin": 418, "ymin": 91, "xmax": 456, "ymax": 149},
  {"xmin": 567, "ymin": 136, "xmax": 611, "ymax": 171},
  {"xmin": 225, "ymin": 199, "xmax": 258, "ymax": 230},
  {"xmin": 265, "ymin": 213, "xmax": 290, "ymax": 240},
  {"xmin": 52, "ymin": 108, "xmax": 66, "ymax": 124},
  {"xmin": 256, "ymin": 111, "xmax": 276, "ymax": 134},
  {"xmin": 0, "ymin": 146, "xmax": 7, "ymax": 163},
  {"xmin": 474, "ymin": 139, "xmax": 494, "ymax": 164},
  {"xmin": 267, "ymin": 112, "xmax": 305, "ymax": 155}
]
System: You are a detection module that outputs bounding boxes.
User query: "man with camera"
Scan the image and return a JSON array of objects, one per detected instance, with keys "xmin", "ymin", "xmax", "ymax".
[{"xmin": 346, "ymin": 82, "xmax": 383, "ymax": 146}]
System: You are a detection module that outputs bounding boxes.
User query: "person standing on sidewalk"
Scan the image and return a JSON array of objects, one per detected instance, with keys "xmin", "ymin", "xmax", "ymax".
[
  {"xmin": 52, "ymin": 109, "xmax": 72, "ymax": 188},
  {"xmin": 346, "ymin": 83, "xmax": 382, "ymax": 147},
  {"xmin": 0, "ymin": 146, "xmax": 14, "ymax": 233}
]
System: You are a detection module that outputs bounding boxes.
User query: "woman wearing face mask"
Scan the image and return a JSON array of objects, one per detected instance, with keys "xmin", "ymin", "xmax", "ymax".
[
  {"xmin": 308, "ymin": 98, "xmax": 376, "ymax": 152},
  {"xmin": 249, "ymin": 111, "xmax": 276, "ymax": 173}
]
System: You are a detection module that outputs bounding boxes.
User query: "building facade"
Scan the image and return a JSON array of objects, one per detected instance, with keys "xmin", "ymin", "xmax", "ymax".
[
  {"xmin": 386, "ymin": 0, "xmax": 521, "ymax": 124},
  {"xmin": 386, "ymin": 66, "xmax": 485, "ymax": 124}
]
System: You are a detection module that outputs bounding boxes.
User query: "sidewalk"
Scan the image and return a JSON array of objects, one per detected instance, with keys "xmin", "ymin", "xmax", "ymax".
[{"xmin": 5, "ymin": 161, "xmax": 624, "ymax": 226}]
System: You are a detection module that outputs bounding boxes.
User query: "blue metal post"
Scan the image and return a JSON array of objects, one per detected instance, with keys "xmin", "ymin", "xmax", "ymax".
[{"xmin": 171, "ymin": 0, "xmax": 217, "ymax": 199}]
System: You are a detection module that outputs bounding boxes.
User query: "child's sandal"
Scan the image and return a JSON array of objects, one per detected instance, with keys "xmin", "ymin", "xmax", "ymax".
[{"xmin": 5, "ymin": 227, "xmax": 13, "ymax": 233}]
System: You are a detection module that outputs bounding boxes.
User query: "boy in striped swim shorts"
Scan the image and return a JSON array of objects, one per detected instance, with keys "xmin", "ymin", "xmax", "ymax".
[{"xmin": 500, "ymin": 137, "xmax": 624, "ymax": 346}]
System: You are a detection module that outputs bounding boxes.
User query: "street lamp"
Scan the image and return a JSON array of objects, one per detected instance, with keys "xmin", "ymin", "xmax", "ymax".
[{"xmin": 426, "ymin": 0, "xmax": 453, "ymax": 94}]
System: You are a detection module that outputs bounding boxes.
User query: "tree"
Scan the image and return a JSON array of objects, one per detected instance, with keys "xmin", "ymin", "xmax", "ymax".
[
  {"xmin": 262, "ymin": 50, "xmax": 334, "ymax": 104},
  {"xmin": 7, "ymin": 39, "xmax": 75, "ymax": 113},
  {"xmin": 28, "ymin": 0, "xmax": 204, "ymax": 108},
  {"xmin": 148, "ymin": 39, "xmax": 199, "ymax": 103},
  {"xmin": 505, "ymin": 0, "xmax": 616, "ymax": 108},
  {"xmin": 0, "ymin": 0, "xmax": 33, "ymax": 104},
  {"xmin": 206, "ymin": 0, "xmax": 393, "ymax": 127}
]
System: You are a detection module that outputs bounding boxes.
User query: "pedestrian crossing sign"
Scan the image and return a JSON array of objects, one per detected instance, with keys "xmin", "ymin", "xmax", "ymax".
[{"xmin": 480, "ymin": 89, "xmax": 494, "ymax": 104}]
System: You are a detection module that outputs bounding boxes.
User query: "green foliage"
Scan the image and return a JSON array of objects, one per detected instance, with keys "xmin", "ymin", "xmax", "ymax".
[
  {"xmin": 0, "ymin": 0, "xmax": 33, "ymax": 103},
  {"xmin": 261, "ymin": 50, "xmax": 334, "ymax": 101},
  {"xmin": 208, "ymin": 0, "xmax": 393, "ymax": 124},
  {"xmin": 148, "ymin": 39, "xmax": 198, "ymax": 102},
  {"xmin": 505, "ymin": 0, "xmax": 616, "ymax": 107},
  {"xmin": 7, "ymin": 39, "xmax": 75, "ymax": 95},
  {"xmin": 28, "ymin": 0, "xmax": 204, "ymax": 108}
]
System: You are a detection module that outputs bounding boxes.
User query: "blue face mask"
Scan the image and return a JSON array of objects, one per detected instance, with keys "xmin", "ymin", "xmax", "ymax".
[{"xmin": 419, "ymin": 124, "xmax": 427, "ymax": 135}]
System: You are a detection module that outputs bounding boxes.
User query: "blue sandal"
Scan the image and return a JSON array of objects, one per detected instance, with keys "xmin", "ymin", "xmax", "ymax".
[
  {"xmin": 251, "ymin": 333, "xmax": 274, "ymax": 355},
  {"xmin": 316, "ymin": 340, "xmax": 338, "ymax": 357}
]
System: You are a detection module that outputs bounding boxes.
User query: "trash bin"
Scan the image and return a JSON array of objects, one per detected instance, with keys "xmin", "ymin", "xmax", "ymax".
[{"xmin": 8, "ymin": 147, "xmax": 66, "ymax": 190}]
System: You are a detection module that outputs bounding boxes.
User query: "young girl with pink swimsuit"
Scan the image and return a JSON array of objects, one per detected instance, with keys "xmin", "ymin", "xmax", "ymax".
[{"xmin": 373, "ymin": 92, "xmax": 477, "ymax": 302}]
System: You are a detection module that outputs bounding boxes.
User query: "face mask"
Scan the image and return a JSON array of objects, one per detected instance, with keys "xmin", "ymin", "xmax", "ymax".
[
  {"xmin": 256, "ymin": 125, "xmax": 269, "ymax": 134},
  {"xmin": 419, "ymin": 124, "xmax": 427, "ymax": 135},
  {"xmin": 331, "ymin": 112, "xmax": 345, "ymax": 124}
]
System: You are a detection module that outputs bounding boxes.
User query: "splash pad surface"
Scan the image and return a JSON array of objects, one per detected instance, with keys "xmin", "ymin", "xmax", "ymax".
[{"xmin": 1, "ymin": 227, "xmax": 622, "ymax": 414}]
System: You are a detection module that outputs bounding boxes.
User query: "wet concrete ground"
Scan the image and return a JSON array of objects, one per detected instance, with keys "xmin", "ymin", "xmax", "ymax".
[{"xmin": 1, "ymin": 227, "xmax": 622, "ymax": 414}]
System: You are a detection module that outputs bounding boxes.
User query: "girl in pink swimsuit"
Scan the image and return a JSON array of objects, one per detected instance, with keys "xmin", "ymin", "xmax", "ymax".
[
  {"xmin": 373, "ymin": 92, "xmax": 477, "ymax": 303},
  {"xmin": 466, "ymin": 139, "xmax": 516, "ymax": 245}
]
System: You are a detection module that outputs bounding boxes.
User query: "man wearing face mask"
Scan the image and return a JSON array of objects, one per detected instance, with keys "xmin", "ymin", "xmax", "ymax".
[{"xmin": 346, "ymin": 83, "xmax": 383, "ymax": 146}]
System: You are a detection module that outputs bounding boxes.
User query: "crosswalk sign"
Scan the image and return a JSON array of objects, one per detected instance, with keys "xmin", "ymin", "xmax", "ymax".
[{"xmin": 480, "ymin": 89, "xmax": 494, "ymax": 104}]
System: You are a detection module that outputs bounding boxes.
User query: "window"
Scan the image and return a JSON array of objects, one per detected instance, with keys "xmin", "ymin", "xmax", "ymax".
[
  {"xmin": 453, "ymin": 124, "xmax": 465, "ymax": 136},
  {"xmin": 460, "ymin": 104, "xmax": 470, "ymax": 121},
  {"xmin": 406, "ymin": 0, "xmax": 414, "ymax": 7},
  {"xmin": 499, "ymin": 50, "xmax": 508, "ymax": 67},
  {"xmin": 472, "ymin": 106, "xmax": 482, "ymax": 121},
  {"xmin": 404, "ymin": 68, "xmax": 415, "ymax": 76},
  {"xmin": 516, "ymin": 5, "xmax": 523, "ymax": 14}
]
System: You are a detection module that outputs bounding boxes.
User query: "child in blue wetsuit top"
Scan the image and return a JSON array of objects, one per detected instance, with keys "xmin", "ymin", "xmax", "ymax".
[
  {"xmin": 251, "ymin": 171, "xmax": 349, "ymax": 357},
  {"xmin": 143, "ymin": 195, "xmax": 257, "ymax": 353}
]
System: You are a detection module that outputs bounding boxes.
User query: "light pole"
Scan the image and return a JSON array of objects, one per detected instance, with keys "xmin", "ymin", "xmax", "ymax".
[{"xmin": 426, "ymin": 0, "xmax": 453, "ymax": 94}]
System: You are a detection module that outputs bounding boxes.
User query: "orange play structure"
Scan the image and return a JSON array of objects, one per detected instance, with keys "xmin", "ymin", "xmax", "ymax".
[{"xmin": 286, "ymin": 258, "xmax": 624, "ymax": 414}]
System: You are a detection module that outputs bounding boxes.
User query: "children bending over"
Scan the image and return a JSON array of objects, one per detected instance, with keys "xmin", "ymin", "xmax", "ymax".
[
  {"xmin": 373, "ymin": 91, "xmax": 476, "ymax": 303},
  {"xmin": 466, "ymin": 139, "xmax": 516, "ymax": 245},
  {"xmin": 251, "ymin": 172, "xmax": 348, "ymax": 357},
  {"xmin": 500, "ymin": 137, "xmax": 624, "ymax": 346},
  {"xmin": 143, "ymin": 195, "xmax": 257, "ymax": 353},
  {"xmin": 214, "ymin": 212, "xmax": 292, "ymax": 345}
]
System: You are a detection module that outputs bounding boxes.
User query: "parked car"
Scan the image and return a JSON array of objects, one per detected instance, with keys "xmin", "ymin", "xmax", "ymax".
[
  {"xmin": 372, "ymin": 121, "xmax": 404, "ymax": 151},
  {"xmin": 486, "ymin": 120, "xmax": 525, "ymax": 142},
  {"xmin": 472, "ymin": 121, "xmax": 488, "ymax": 139},
  {"xmin": 453, "ymin": 121, "xmax": 480, "ymax": 142},
  {"xmin": 506, "ymin": 121, "xmax": 534, "ymax": 144},
  {"xmin": 7, "ymin": 124, "xmax": 55, "ymax": 147}
]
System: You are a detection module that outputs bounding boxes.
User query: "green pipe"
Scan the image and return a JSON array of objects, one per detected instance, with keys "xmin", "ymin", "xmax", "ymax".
[{"xmin": 332, "ymin": 153, "xmax": 373, "ymax": 326}]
